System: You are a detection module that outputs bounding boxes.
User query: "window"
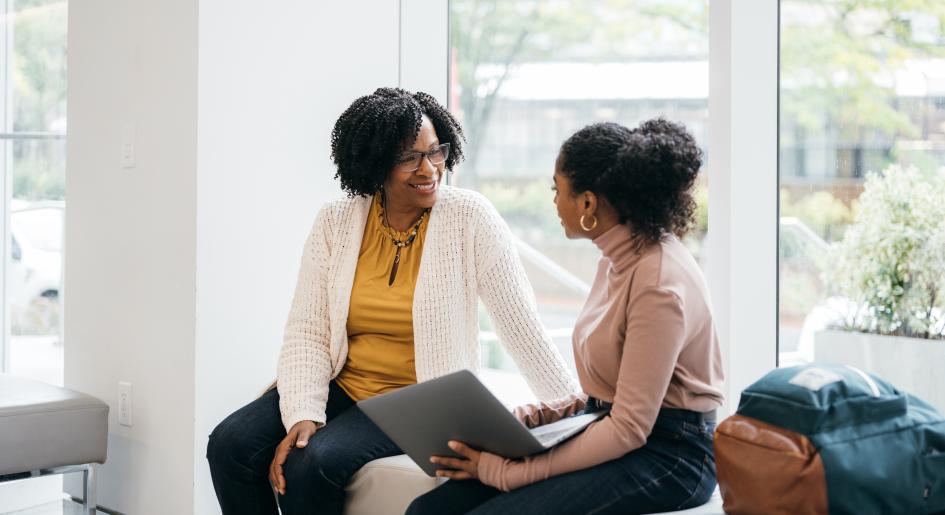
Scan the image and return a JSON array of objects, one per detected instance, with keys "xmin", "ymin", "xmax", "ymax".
[
  {"xmin": 449, "ymin": 0, "xmax": 709, "ymax": 401},
  {"xmin": 0, "ymin": 0, "xmax": 67, "ymax": 383},
  {"xmin": 0, "ymin": 2, "xmax": 67, "ymax": 509},
  {"xmin": 779, "ymin": 0, "xmax": 945, "ymax": 412}
]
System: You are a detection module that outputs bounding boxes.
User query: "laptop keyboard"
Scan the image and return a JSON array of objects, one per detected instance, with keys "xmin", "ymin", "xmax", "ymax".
[
  {"xmin": 528, "ymin": 411, "xmax": 608, "ymax": 447},
  {"xmin": 534, "ymin": 427, "xmax": 575, "ymax": 446}
]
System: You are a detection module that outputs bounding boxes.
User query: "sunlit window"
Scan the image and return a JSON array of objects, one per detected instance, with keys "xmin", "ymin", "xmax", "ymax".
[
  {"xmin": 2, "ymin": 0, "xmax": 67, "ymax": 385},
  {"xmin": 450, "ymin": 0, "xmax": 709, "ymax": 397},
  {"xmin": 779, "ymin": 0, "xmax": 945, "ymax": 412}
]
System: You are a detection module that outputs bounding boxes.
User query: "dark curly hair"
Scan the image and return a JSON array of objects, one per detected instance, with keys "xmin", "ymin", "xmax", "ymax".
[
  {"xmin": 330, "ymin": 87, "xmax": 465, "ymax": 197},
  {"xmin": 558, "ymin": 118, "xmax": 702, "ymax": 245}
]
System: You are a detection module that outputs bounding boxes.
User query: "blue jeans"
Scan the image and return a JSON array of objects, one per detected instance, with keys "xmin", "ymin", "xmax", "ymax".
[
  {"xmin": 407, "ymin": 409, "xmax": 717, "ymax": 515},
  {"xmin": 206, "ymin": 382, "xmax": 401, "ymax": 515}
]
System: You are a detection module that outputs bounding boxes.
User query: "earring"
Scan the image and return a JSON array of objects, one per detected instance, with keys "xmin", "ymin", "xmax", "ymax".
[{"xmin": 580, "ymin": 215, "xmax": 598, "ymax": 232}]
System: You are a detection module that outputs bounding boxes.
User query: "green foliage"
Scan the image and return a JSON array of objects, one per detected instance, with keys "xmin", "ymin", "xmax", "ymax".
[
  {"xmin": 781, "ymin": 1, "xmax": 945, "ymax": 140},
  {"xmin": 13, "ymin": 149, "xmax": 65, "ymax": 200},
  {"xmin": 829, "ymin": 165, "xmax": 945, "ymax": 338},
  {"xmin": 13, "ymin": 1, "xmax": 67, "ymax": 133},
  {"xmin": 11, "ymin": 1, "xmax": 68, "ymax": 201},
  {"xmin": 480, "ymin": 179, "xmax": 561, "ymax": 238},
  {"xmin": 450, "ymin": 0, "xmax": 708, "ymax": 183},
  {"xmin": 693, "ymin": 182, "xmax": 707, "ymax": 237},
  {"xmin": 781, "ymin": 189, "xmax": 854, "ymax": 243}
]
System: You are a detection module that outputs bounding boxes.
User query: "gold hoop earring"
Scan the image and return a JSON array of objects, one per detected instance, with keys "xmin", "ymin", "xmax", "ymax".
[{"xmin": 580, "ymin": 215, "xmax": 598, "ymax": 232}]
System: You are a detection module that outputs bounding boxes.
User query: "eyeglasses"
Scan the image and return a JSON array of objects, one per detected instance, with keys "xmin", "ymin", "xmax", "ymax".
[{"xmin": 395, "ymin": 143, "xmax": 450, "ymax": 173}]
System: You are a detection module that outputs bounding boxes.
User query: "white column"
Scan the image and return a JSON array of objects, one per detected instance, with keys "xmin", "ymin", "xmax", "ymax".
[
  {"xmin": 707, "ymin": 0, "xmax": 779, "ymax": 412},
  {"xmin": 399, "ymin": 0, "xmax": 449, "ymax": 103},
  {"xmin": 193, "ymin": 3, "xmax": 400, "ymax": 514}
]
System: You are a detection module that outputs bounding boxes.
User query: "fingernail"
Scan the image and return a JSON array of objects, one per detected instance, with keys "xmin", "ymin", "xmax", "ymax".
[
  {"xmin": 429, "ymin": 457, "xmax": 436, "ymax": 463},
  {"xmin": 448, "ymin": 441, "xmax": 457, "ymax": 449}
]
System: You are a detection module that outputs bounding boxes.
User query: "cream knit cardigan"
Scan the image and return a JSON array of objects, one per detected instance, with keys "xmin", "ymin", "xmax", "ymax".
[{"xmin": 277, "ymin": 185, "xmax": 578, "ymax": 431}]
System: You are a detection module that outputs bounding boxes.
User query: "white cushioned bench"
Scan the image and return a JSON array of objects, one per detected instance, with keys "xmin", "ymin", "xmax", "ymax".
[
  {"xmin": 0, "ymin": 374, "xmax": 109, "ymax": 515},
  {"xmin": 343, "ymin": 454, "xmax": 724, "ymax": 515},
  {"xmin": 343, "ymin": 370, "xmax": 723, "ymax": 514}
]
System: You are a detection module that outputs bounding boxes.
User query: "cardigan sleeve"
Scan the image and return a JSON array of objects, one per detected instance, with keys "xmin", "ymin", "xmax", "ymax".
[
  {"xmin": 276, "ymin": 206, "xmax": 335, "ymax": 431},
  {"xmin": 473, "ymin": 200, "xmax": 578, "ymax": 401}
]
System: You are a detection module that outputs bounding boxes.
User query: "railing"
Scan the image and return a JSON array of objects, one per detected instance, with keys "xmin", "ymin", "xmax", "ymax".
[{"xmin": 483, "ymin": 219, "xmax": 834, "ymax": 370}]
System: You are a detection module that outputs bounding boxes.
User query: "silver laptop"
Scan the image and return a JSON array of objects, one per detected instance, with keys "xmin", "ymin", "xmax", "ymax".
[{"xmin": 357, "ymin": 370, "xmax": 607, "ymax": 477}]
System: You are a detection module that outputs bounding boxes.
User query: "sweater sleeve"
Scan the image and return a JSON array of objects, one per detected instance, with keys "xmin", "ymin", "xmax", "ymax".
[
  {"xmin": 276, "ymin": 207, "xmax": 335, "ymax": 431},
  {"xmin": 474, "ymin": 202, "xmax": 578, "ymax": 401},
  {"xmin": 478, "ymin": 287, "xmax": 687, "ymax": 491},
  {"xmin": 513, "ymin": 393, "xmax": 587, "ymax": 428}
]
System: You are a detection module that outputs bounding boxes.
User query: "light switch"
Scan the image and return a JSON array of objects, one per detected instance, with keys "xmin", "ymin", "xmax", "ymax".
[{"xmin": 121, "ymin": 124, "xmax": 136, "ymax": 169}]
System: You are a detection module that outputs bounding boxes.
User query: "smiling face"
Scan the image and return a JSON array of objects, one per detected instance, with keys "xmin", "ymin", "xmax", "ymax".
[{"xmin": 383, "ymin": 115, "xmax": 445, "ymax": 213}]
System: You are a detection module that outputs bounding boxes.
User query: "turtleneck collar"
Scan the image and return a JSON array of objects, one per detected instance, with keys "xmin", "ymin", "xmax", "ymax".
[{"xmin": 592, "ymin": 223, "xmax": 650, "ymax": 272}]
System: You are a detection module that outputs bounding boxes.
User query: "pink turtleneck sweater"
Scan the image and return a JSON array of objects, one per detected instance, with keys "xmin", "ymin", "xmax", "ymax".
[{"xmin": 477, "ymin": 224, "xmax": 725, "ymax": 491}]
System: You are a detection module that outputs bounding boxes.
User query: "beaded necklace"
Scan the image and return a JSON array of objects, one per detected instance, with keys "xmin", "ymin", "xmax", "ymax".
[{"xmin": 378, "ymin": 194, "xmax": 429, "ymax": 286}]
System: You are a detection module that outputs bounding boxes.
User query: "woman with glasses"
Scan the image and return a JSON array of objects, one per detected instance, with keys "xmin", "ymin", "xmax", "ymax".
[
  {"xmin": 206, "ymin": 87, "xmax": 576, "ymax": 515},
  {"xmin": 408, "ymin": 119, "xmax": 724, "ymax": 515}
]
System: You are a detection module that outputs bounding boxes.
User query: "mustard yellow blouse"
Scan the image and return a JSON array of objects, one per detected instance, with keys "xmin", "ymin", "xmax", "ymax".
[{"xmin": 335, "ymin": 194, "xmax": 428, "ymax": 401}]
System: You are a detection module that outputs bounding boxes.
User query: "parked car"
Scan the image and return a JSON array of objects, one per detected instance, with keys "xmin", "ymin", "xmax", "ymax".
[{"xmin": 9, "ymin": 200, "xmax": 63, "ymax": 335}]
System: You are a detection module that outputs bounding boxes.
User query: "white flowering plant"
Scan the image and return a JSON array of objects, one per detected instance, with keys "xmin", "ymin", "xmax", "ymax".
[{"xmin": 828, "ymin": 165, "xmax": 945, "ymax": 339}]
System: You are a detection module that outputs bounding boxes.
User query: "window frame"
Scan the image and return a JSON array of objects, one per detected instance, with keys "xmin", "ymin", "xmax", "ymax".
[{"xmin": 0, "ymin": 0, "xmax": 69, "ymax": 373}]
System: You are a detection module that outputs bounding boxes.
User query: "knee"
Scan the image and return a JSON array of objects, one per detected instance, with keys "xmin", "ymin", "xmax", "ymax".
[
  {"xmin": 405, "ymin": 494, "xmax": 435, "ymax": 515},
  {"xmin": 282, "ymin": 444, "xmax": 349, "ymax": 492},
  {"xmin": 206, "ymin": 413, "xmax": 252, "ymax": 470},
  {"xmin": 206, "ymin": 420, "xmax": 232, "ymax": 466}
]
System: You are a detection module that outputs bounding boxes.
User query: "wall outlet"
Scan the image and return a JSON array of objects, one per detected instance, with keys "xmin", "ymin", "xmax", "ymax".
[{"xmin": 118, "ymin": 381, "xmax": 133, "ymax": 427}]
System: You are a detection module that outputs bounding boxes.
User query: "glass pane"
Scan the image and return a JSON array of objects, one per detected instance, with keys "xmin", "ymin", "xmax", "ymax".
[
  {"xmin": 11, "ymin": 0, "xmax": 68, "ymax": 133},
  {"xmin": 450, "ymin": 0, "xmax": 709, "ymax": 386},
  {"xmin": 3, "ymin": 0, "xmax": 67, "ymax": 387},
  {"xmin": 7, "ymin": 139, "xmax": 65, "ymax": 384},
  {"xmin": 779, "ymin": 1, "xmax": 945, "ymax": 411}
]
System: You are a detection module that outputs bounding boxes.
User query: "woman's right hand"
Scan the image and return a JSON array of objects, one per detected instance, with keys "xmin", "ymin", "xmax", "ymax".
[{"xmin": 269, "ymin": 420, "xmax": 317, "ymax": 495}]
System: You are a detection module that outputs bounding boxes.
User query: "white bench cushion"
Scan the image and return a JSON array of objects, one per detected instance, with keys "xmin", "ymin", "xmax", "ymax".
[
  {"xmin": 0, "ymin": 374, "xmax": 108, "ymax": 476},
  {"xmin": 344, "ymin": 454, "xmax": 443, "ymax": 515},
  {"xmin": 343, "ymin": 454, "xmax": 724, "ymax": 515}
]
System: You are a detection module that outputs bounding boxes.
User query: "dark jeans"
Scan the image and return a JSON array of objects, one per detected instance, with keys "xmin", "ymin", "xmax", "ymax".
[
  {"xmin": 407, "ymin": 409, "xmax": 717, "ymax": 515},
  {"xmin": 206, "ymin": 382, "xmax": 401, "ymax": 515}
]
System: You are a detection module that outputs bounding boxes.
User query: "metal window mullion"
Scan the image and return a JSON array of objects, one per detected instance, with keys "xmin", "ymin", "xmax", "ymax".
[
  {"xmin": 0, "ymin": 132, "xmax": 66, "ymax": 140},
  {"xmin": 0, "ymin": 0, "xmax": 10, "ymax": 373}
]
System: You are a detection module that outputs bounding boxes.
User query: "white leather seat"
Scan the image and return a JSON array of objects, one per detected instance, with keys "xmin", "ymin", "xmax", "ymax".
[
  {"xmin": 343, "ymin": 453, "xmax": 724, "ymax": 515},
  {"xmin": 342, "ymin": 371, "xmax": 724, "ymax": 515},
  {"xmin": 0, "ymin": 374, "xmax": 108, "ymax": 476},
  {"xmin": 344, "ymin": 454, "xmax": 444, "ymax": 515},
  {"xmin": 0, "ymin": 373, "xmax": 108, "ymax": 514},
  {"xmin": 653, "ymin": 489, "xmax": 725, "ymax": 514}
]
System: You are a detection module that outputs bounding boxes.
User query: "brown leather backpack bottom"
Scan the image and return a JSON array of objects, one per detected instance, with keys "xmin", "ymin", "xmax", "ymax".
[{"xmin": 715, "ymin": 414, "xmax": 829, "ymax": 515}]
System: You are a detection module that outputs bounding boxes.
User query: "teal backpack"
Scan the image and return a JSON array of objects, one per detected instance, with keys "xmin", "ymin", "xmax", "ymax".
[{"xmin": 715, "ymin": 364, "xmax": 945, "ymax": 515}]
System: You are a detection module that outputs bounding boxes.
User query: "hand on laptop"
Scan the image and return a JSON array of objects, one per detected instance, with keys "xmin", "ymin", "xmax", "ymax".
[
  {"xmin": 430, "ymin": 440, "xmax": 485, "ymax": 480},
  {"xmin": 269, "ymin": 420, "xmax": 317, "ymax": 495}
]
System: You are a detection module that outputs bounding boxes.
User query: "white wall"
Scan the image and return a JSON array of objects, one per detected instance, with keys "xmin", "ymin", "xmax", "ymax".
[
  {"xmin": 194, "ymin": 2, "xmax": 399, "ymax": 514},
  {"xmin": 67, "ymin": 1, "xmax": 403, "ymax": 513},
  {"xmin": 65, "ymin": 0, "xmax": 198, "ymax": 513}
]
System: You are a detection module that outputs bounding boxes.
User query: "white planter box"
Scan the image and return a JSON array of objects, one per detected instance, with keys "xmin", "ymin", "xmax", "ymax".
[{"xmin": 814, "ymin": 329, "xmax": 945, "ymax": 413}]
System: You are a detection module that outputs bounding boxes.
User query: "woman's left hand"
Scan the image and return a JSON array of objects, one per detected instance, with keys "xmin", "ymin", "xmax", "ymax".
[{"xmin": 430, "ymin": 440, "xmax": 483, "ymax": 480}]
